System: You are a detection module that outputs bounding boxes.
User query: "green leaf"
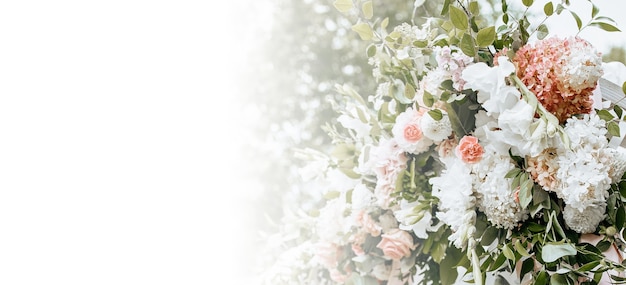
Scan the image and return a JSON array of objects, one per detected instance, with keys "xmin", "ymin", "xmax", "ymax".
[
  {"xmin": 616, "ymin": 207, "xmax": 625, "ymax": 231},
  {"xmin": 623, "ymin": 81, "xmax": 626, "ymax": 95},
  {"xmin": 596, "ymin": 240, "xmax": 611, "ymax": 252},
  {"xmin": 460, "ymin": 33, "xmax": 476, "ymax": 57},
  {"xmin": 505, "ymin": 168, "xmax": 521, "ymax": 179},
  {"xmin": 366, "ymin": 44, "xmax": 376, "ymax": 57},
  {"xmin": 502, "ymin": 13, "xmax": 509, "ymax": 24},
  {"xmin": 535, "ymin": 271, "xmax": 549, "ymax": 285},
  {"xmin": 544, "ymin": 2, "xmax": 553, "ymax": 16},
  {"xmin": 428, "ymin": 109, "xmax": 443, "ymax": 121},
  {"xmin": 476, "ymin": 26, "xmax": 495, "ymax": 47},
  {"xmin": 597, "ymin": 109, "xmax": 615, "ymax": 121},
  {"xmin": 515, "ymin": 240, "xmax": 530, "ymax": 257},
  {"xmin": 362, "ymin": 1, "xmax": 373, "ymax": 19},
  {"xmin": 352, "ymin": 23, "xmax": 373, "ymax": 40},
  {"xmin": 541, "ymin": 243, "xmax": 576, "ymax": 262},
  {"xmin": 570, "ymin": 11, "xmax": 582, "ymax": 30},
  {"xmin": 555, "ymin": 4, "xmax": 564, "ymax": 15},
  {"xmin": 522, "ymin": 0, "xmax": 533, "ymax": 7},
  {"xmin": 481, "ymin": 226, "xmax": 499, "ymax": 246},
  {"xmin": 423, "ymin": 91, "xmax": 434, "ymax": 107},
  {"xmin": 591, "ymin": 4, "xmax": 599, "ymax": 18},
  {"xmin": 503, "ymin": 243, "xmax": 516, "ymax": 260},
  {"xmin": 519, "ymin": 175, "xmax": 533, "ymax": 209},
  {"xmin": 577, "ymin": 260, "xmax": 600, "ymax": 272},
  {"xmin": 391, "ymin": 80, "xmax": 413, "ymax": 104},
  {"xmin": 324, "ymin": 191, "xmax": 341, "ymax": 200},
  {"xmin": 405, "ymin": 83, "xmax": 416, "ymax": 101},
  {"xmin": 469, "ymin": 1, "xmax": 479, "ymax": 15},
  {"xmin": 333, "ymin": 0, "xmax": 353, "ymax": 13},
  {"xmin": 537, "ymin": 24, "xmax": 549, "ymax": 40},
  {"xmin": 441, "ymin": 0, "xmax": 451, "ymax": 15},
  {"xmin": 550, "ymin": 274, "xmax": 568, "ymax": 285},
  {"xmin": 381, "ymin": 17, "xmax": 389, "ymax": 30},
  {"xmin": 521, "ymin": 258, "xmax": 535, "ymax": 277},
  {"xmin": 590, "ymin": 21, "xmax": 621, "ymax": 32},
  {"xmin": 608, "ymin": 121, "xmax": 620, "ymax": 137},
  {"xmin": 615, "ymin": 105, "xmax": 623, "ymax": 119},
  {"xmin": 449, "ymin": 5, "xmax": 468, "ymax": 30}
]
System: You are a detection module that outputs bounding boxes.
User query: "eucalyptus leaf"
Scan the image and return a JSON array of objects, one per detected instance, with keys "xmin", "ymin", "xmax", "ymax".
[
  {"xmin": 541, "ymin": 243, "xmax": 576, "ymax": 262},
  {"xmin": 502, "ymin": 243, "xmax": 515, "ymax": 260},
  {"xmin": 476, "ymin": 26, "xmax": 496, "ymax": 47},
  {"xmin": 333, "ymin": 0, "xmax": 353, "ymax": 13},
  {"xmin": 352, "ymin": 22, "xmax": 374, "ymax": 40},
  {"xmin": 544, "ymin": 2, "xmax": 553, "ymax": 16},
  {"xmin": 460, "ymin": 33, "xmax": 476, "ymax": 57},
  {"xmin": 449, "ymin": 5, "xmax": 468, "ymax": 30},
  {"xmin": 537, "ymin": 24, "xmax": 549, "ymax": 40},
  {"xmin": 522, "ymin": 0, "xmax": 533, "ymax": 7},
  {"xmin": 608, "ymin": 121, "xmax": 620, "ymax": 137},
  {"xmin": 362, "ymin": 1, "xmax": 373, "ymax": 19},
  {"xmin": 590, "ymin": 21, "xmax": 621, "ymax": 32},
  {"xmin": 570, "ymin": 11, "xmax": 582, "ymax": 30}
]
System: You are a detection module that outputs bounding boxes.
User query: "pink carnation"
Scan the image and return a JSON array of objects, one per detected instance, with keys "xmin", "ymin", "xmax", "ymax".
[
  {"xmin": 456, "ymin": 135, "xmax": 484, "ymax": 164},
  {"xmin": 514, "ymin": 37, "xmax": 603, "ymax": 123}
]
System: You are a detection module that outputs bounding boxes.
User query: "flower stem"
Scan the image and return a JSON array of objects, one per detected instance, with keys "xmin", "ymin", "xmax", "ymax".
[{"xmin": 471, "ymin": 247, "xmax": 483, "ymax": 285}]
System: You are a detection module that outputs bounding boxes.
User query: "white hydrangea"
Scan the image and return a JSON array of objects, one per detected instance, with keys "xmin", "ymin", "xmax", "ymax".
[
  {"xmin": 419, "ymin": 110, "xmax": 452, "ymax": 142},
  {"xmin": 473, "ymin": 152, "xmax": 528, "ymax": 229},
  {"xmin": 430, "ymin": 158, "xmax": 476, "ymax": 248},
  {"xmin": 556, "ymin": 37, "xmax": 603, "ymax": 94},
  {"xmin": 554, "ymin": 114, "xmax": 612, "ymax": 211},
  {"xmin": 555, "ymin": 148, "xmax": 611, "ymax": 211},
  {"xmin": 605, "ymin": 147, "xmax": 626, "ymax": 184},
  {"xmin": 563, "ymin": 204, "xmax": 605, "ymax": 233}
]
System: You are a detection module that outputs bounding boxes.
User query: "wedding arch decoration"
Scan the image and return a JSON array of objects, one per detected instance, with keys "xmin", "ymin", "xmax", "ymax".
[{"xmin": 266, "ymin": 0, "xmax": 626, "ymax": 284}]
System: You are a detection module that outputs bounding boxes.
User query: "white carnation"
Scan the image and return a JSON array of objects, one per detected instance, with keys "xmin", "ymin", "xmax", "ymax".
[
  {"xmin": 419, "ymin": 110, "xmax": 452, "ymax": 142},
  {"xmin": 606, "ymin": 147, "xmax": 626, "ymax": 184},
  {"xmin": 563, "ymin": 204, "xmax": 605, "ymax": 233}
]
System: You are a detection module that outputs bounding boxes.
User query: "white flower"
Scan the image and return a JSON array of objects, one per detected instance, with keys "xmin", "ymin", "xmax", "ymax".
[
  {"xmin": 430, "ymin": 157, "xmax": 476, "ymax": 248},
  {"xmin": 462, "ymin": 56, "xmax": 520, "ymax": 115},
  {"xmin": 563, "ymin": 204, "xmax": 605, "ymax": 233},
  {"xmin": 392, "ymin": 108, "xmax": 433, "ymax": 154},
  {"xmin": 337, "ymin": 113, "xmax": 371, "ymax": 140},
  {"xmin": 394, "ymin": 199, "xmax": 437, "ymax": 239},
  {"xmin": 351, "ymin": 183, "xmax": 374, "ymax": 210},
  {"xmin": 420, "ymin": 110, "xmax": 452, "ymax": 142},
  {"xmin": 473, "ymin": 152, "xmax": 528, "ymax": 229},
  {"xmin": 316, "ymin": 199, "xmax": 351, "ymax": 243},
  {"xmin": 498, "ymin": 100, "xmax": 534, "ymax": 138},
  {"xmin": 555, "ymin": 148, "xmax": 611, "ymax": 211},
  {"xmin": 605, "ymin": 147, "xmax": 626, "ymax": 184}
]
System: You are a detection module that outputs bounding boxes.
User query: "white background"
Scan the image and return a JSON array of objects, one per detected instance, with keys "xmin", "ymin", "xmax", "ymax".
[
  {"xmin": 0, "ymin": 1, "xmax": 248, "ymax": 284},
  {"xmin": 0, "ymin": 0, "xmax": 624, "ymax": 284}
]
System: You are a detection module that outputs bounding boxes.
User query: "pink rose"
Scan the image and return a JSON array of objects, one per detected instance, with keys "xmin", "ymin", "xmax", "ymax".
[
  {"xmin": 376, "ymin": 229, "xmax": 415, "ymax": 260},
  {"xmin": 356, "ymin": 210, "xmax": 382, "ymax": 237},
  {"xmin": 315, "ymin": 242, "xmax": 339, "ymax": 268},
  {"xmin": 456, "ymin": 135, "xmax": 484, "ymax": 164},
  {"xmin": 403, "ymin": 123, "xmax": 423, "ymax": 143}
]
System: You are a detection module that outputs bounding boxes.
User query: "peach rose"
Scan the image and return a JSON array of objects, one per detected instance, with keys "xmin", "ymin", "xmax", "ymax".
[
  {"xmin": 457, "ymin": 135, "xmax": 484, "ymax": 164},
  {"xmin": 376, "ymin": 229, "xmax": 415, "ymax": 260}
]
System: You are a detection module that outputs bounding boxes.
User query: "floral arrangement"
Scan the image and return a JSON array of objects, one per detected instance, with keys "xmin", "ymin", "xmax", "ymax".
[{"xmin": 265, "ymin": 0, "xmax": 626, "ymax": 284}]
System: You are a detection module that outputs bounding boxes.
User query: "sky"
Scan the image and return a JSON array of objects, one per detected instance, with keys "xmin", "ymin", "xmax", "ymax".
[{"xmin": 0, "ymin": 1, "xmax": 624, "ymax": 285}]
